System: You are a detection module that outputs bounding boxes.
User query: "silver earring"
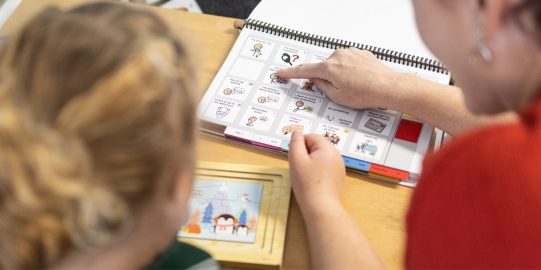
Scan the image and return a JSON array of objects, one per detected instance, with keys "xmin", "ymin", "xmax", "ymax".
[
  {"xmin": 476, "ymin": 42, "xmax": 493, "ymax": 62},
  {"xmin": 471, "ymin": 26, "xmax": 493, "ymax": 63}
]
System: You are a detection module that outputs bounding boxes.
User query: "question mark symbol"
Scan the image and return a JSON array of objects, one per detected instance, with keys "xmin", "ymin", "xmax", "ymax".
[{"xmin": 292, "ymin": 55, "xmax": 300, "ymax": 62}]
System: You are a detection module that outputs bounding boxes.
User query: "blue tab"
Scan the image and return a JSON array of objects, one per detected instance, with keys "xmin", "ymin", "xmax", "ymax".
[
  {"xmin": 342, "ymin": 156, "xmax": 371, "ymax": 171},
  {"xmin": 281, "ymin": 140, "xmax": 291, "ymax": 151}
]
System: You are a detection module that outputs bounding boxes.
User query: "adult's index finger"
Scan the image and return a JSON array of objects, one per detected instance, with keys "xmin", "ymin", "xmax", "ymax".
[{"xmin": 277, "ymin": 63, "xmax": 325, "ymax": 79}]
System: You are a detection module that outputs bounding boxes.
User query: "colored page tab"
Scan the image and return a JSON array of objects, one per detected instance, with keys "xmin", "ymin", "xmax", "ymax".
[
  {"xmin": 395, "ymin": 119, "xmax": 423, "ymax": 143},
  {"xmin": 369, "ymin": 164, "xmax": 409, "ymax": 180},
  {"xmin": 281, "ymin": 140, "xmax": 291, "ymax": 151},
  {"xmin": 342, "ymin": 156, "xmax": 371, "ymax": 171},
  {"xmin": 368, "ymin": 172, "xmax": 401, "ymax": 184}
]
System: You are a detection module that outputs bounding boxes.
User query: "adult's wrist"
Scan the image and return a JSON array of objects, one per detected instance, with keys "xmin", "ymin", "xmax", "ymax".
[{"xmin": 384, "ymin": 72, "xmax": 426, "ymax": 113}]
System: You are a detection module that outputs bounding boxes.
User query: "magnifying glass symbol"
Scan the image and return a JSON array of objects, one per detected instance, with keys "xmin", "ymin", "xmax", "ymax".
[{"xmin": 281, "ymin": 53, "xmax": 293, "ymax": 66}]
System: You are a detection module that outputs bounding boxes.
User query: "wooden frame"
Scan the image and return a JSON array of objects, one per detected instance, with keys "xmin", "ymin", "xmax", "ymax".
[{"xmin": 178, "ymin": 161, "xmax": 292, "ymax": 269}]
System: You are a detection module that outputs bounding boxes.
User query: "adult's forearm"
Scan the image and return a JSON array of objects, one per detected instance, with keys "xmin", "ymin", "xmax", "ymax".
[{"xmin": 385, "ymin": 73, "xmax": 516, "ymax": 136}]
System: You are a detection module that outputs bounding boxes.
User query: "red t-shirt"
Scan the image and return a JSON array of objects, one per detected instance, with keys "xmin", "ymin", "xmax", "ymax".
[{"xmin": 406, "ymin": 97, "xmax": 541, "ymax": 268}]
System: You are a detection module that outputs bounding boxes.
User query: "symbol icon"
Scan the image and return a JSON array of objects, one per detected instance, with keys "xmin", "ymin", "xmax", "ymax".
[
  {"xmin": 270, "ymin": 73, "xmax": 288, "ymax": 84},
  {"xmin": 216, "ymin": 107, "xmax": 230, "ymax": 119},
  {"xmin": 281, "ymin": 53, "xmax": 293, "ymax": 66}
]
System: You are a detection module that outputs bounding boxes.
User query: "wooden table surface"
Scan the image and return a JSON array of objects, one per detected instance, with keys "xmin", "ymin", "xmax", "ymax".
[{"xmin": 1, "ymin": 1, "xmax": 413, "ymax": 269}]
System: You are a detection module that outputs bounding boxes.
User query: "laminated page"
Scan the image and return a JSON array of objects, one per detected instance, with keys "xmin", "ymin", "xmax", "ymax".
[
  {"xmin": 198, "ymin": 1, "xmax": 453, "ymax": 185},
  {"xmin": 249, "ymin": 0, "xmax": 435, "ymax": 61},
  {"xmin": 248, "ymin": 0, "xmax": 450, "ymax": 84}
]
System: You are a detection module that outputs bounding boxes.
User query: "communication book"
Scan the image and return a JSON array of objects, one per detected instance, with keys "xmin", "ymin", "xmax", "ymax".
[{"xmin": 198, "ymin": 0, "xmax": 451, "ymax": 187}]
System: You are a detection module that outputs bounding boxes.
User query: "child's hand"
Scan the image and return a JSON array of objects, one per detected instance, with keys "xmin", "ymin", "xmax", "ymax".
[
  {"xmin": 277, "ymin": 48, "xmax": 400, "ymax": 110},
  {"xmin": 289, "ymin": 131, "xmax": 346, "ymax": 212}
]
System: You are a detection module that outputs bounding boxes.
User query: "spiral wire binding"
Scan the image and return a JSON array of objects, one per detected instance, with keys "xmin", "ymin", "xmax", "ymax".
[{"xmin": 244, "ymin": 19, "xmax": 448, "ymax": 75}]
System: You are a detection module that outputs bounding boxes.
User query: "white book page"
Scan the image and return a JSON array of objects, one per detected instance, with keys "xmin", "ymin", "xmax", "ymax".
[
  {"xmin": 198, "ymin": 1, "xmax": 453, "ymax": 184},
  {"xmin": 198, "ymin": 28, "xmax": 437, "ymax": 180},
  {"xmin": 249, "ymin": 0, "xmax": 437, "ymax": 61}
]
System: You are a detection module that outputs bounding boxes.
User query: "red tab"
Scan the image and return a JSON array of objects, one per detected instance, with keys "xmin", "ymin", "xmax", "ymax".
[
  {"xmin": 395, "ymin": 119, "xmax": 423, "ymax": 143},
  {"xmin": 369, "ymin": 164, "xmax": 409, "ymax": 180}
]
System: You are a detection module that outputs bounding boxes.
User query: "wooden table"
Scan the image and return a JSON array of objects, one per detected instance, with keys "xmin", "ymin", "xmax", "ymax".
[{"xmin": 1, "ymin": 1, "xmax": 413, "ymax": 269}]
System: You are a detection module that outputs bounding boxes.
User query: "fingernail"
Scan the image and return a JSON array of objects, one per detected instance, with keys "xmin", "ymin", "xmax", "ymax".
[{"xmin": 292, "ymin": 130, "xmax": 300, "ymax": 138}]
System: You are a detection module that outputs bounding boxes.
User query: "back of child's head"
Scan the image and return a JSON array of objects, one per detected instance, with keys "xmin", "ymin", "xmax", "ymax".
[{"xmin": 0, "ymin": 2, "xmax": 196, "ymax": 268}]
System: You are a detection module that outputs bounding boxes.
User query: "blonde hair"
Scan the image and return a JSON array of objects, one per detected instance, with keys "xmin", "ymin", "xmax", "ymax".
[{"xmin": 0, "ymin": 3, "xmax": 197, "ymax": 269}]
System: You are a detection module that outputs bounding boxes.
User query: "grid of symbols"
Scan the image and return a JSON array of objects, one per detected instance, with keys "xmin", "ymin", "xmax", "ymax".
[{"xmin": 203, "ymin": 35, "xmax": 405, "ymax": 164}]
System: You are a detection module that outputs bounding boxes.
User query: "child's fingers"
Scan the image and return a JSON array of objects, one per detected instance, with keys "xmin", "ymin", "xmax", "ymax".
[
  {"xmin": 303, "ymin": 134, "xmax": 335, "ymax": 154},
  {"xmin": 288, "ymin": 130, "xmax": 309, "ymax": 165}
]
